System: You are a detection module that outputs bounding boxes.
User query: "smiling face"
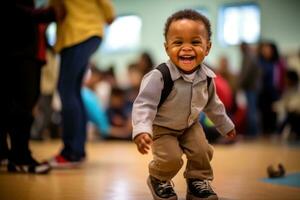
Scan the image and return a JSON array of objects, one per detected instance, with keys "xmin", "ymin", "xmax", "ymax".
[{"xmin": 164, "ymin": 19, "xmax": 211, "ymax": 73}]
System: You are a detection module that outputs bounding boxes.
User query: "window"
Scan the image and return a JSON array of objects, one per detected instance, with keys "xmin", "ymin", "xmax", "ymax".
[
  {"xmin": 218, "ymin": 4, "xmax": 260, "ymax": 45},
  {"xmin": 45, "ymin": 22, "xmax": 56, "ymax": 47},
  {"xmin": 44, "ymin": 15, "xmax": 142, "ymax": 53},
  {"xmin": 100, "ymin": 15, "xmax": 142, "ymax": 53}
]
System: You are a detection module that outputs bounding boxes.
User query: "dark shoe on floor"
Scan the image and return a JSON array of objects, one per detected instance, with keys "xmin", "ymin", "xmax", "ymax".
[
  {"xmin": 186, "ymin": 179, "xmax": 218, "ymax": 200},
  {"xmin": 147, "ymin": 175, "xmax": 177, "ymax": 200},
  {"xmin": 7, "ymin": 160, "xmax": 51, "ymax": 174},
  {"xmin": 0, "ymin": 158, "xmax": 8, "ymax": 167},
  {"xmin": 48, "ymin": 155, "xmax": 85, "ymax": 169},
  {"xmin": 0, "ymin": 153, "xmax": 9, "ymax": 167}
]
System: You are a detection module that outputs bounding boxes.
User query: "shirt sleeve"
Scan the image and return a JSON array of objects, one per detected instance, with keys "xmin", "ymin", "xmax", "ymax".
[
  {"xmin": 98, "ymin": 0, "xmax": 115, "ymax": 24},
  {"xmin": 132, "ymin": 70, "xmax": 163, "ymax": 139},
  {"xmin": 203, "ymin": 79, "xmax": 235, "ymax": 136}
]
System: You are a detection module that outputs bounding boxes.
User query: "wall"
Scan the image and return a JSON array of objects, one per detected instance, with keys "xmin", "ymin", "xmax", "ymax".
[{"xmin": 93, "ymin": 0, "xmax": 300, "ymax": 85}]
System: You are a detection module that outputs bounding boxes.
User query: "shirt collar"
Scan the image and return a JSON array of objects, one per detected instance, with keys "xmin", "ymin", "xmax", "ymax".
[{"xmin": 166, "ymin": 60, "xmax": 216, "ymax": 84}]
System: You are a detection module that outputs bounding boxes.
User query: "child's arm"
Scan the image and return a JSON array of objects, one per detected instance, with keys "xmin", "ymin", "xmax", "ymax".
[
  {"xmin": 134, "ymin": 133, "xmax": 153, "ymax": 154},
  {"xmin": 132, "ymin": 70, "xmax": 163, "ymax": 139}
]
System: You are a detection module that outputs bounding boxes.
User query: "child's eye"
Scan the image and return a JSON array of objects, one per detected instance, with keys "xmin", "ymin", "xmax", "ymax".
[
  {"xmin": 173, "ymin": 41, "xmax": 182, "ymax": 45},
  {"xmin": 192, "ymin": 40, "xmax": 201, "ymax": 45}
]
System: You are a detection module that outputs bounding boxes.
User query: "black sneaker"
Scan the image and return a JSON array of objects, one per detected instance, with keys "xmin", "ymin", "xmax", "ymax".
[
  {"xmin": 147, "ymin": 175, "xmax": 177, "ymax": 200},
  {"xmin": 7, "ymin": 159, "xmax": 51, "ymax": 174},
  {"xmin": 186, "ymin": 179, "xmax": 218, "ymax": 200}
]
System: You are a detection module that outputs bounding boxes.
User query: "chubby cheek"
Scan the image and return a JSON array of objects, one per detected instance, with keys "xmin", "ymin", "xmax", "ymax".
[{"xmin": 167, "ymin": 50, "xmax": 178, "ymax": 62}]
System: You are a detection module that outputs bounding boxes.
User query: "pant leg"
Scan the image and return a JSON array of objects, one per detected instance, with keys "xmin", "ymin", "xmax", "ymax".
[
  {"xmin": 58, "ymin": 36, "xmax": 101, "ymax": 161},
  {"xmin": 9, "ymin": 58, "xmax": 41, "ymax": 163},
  {"xmin": 245, "ymin": 91, "xmax": 259, "ymax": 136},
  {"xmin": 180, "ymin": 122, "xmax": 214, "ymax": 180},
  {"xmin": 149, "ymin": 125, "xmax": 184, "ymax": 181},
  {"xmin": 0, "ymin": 78, "xmax": 10, "ymax": 160}
]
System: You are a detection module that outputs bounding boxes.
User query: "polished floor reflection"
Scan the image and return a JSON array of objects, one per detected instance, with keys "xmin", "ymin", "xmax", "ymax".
[{"xmin": 1, "ymin": 139, "xmax": 300, "ymax": 200}]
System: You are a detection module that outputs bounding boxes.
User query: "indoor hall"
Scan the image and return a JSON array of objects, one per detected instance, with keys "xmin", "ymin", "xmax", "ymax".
[{"xmin": 2, "ymin": 0, "xmax": 300, "ymax": 200}]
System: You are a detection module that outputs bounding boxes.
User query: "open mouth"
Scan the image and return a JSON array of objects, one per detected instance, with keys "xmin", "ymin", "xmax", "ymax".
[{"xmin": 179, "ymin": 55, "xmax": 196, "ymax": 63}]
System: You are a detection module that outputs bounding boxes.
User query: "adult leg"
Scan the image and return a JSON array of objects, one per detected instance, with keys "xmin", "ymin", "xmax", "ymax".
[
  {"xmin": 245, "ymin": 90, "xmax": 259, "ymax": 137},
  {"xmin": 9, "ymin": 58, "xmax": 41, "ymax": 164},
  {"xmin": 58, "ymin": 37, "xmax": 101, "ymax": 161}
]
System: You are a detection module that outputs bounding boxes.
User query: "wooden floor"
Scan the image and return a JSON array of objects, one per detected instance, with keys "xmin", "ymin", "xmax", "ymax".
[{"xmin": 1, "ymin": 138, "xmax": 300, "ymax": 200}]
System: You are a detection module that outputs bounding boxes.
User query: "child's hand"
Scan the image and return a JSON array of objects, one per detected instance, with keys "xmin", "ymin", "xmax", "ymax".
[
  {"xmin": 226, "ymin": 129, "xmax": 236, "ymax": 139},
  {"xmin": 134, "ymin": 133, "xmax": 153, "ymax": 155}
]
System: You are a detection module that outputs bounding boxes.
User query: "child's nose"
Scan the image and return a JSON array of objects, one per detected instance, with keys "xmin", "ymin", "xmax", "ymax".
[{"xmin": 181, "ymin": 45, "xmax": 192, "ymax": 51}]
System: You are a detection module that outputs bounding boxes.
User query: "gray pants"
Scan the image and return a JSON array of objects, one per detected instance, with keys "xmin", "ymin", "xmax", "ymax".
[{"xmin": 149, "ymin": 122, "xmax": 214, "ymax": 181}]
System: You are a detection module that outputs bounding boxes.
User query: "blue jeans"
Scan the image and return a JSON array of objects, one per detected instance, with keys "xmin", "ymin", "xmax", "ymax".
[
  {"xmin": 58, "ymin": 36, "xmax": 101, "ymax": 161},
  {"xmin": 245, "ymin": 91, "xmax": 259, "ymax": 136}
]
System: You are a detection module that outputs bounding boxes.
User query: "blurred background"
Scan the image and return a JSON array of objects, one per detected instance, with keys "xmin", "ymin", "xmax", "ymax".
[
  {"xmin": 1, "ymin": 1, "xmax": 300, "ymax": 199},
  {"xmin": 33, "ymin": 0, "xmax": 300, "ymax": 142},
  {"xmin": 42, "ymin": 0, "xmax": 300, "ymax": 80}
]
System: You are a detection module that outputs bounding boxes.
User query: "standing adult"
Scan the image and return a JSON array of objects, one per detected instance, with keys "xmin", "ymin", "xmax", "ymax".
[
  {"xmin": 0, "ymin": 0, "xmax": 64, "ymax": 174},
  {"xmin": 258, "ymin": 41, "xmax": 286, "ymax": 135},
  {"xmin": 238, "ymin": 42, "xmax": 261, "ymax": 137},
  {"xmin": 48, "ymin": 0, "xmax": 115, "ymax": 168}
]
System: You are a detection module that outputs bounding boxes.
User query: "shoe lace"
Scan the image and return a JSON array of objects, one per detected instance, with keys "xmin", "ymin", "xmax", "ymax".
[
  {"xmin": 157, "ymin": 180, "xmax": 175, "ymax": 194},
  {"xmin": 192, "ymin": 180, "xmax": 214, "ymax": 193}
]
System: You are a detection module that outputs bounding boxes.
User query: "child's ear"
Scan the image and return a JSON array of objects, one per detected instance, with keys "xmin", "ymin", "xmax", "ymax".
[
  {"xmin": 164, "ymin": 42, "xmax": 168, "ymax": 51},
  {"xmin": 164, "ymin": 42, "xmax": 170, "ymax": 56},
  {"xmin": 205, "ymin": 41, "xmax": 212, "ymax": 56}
]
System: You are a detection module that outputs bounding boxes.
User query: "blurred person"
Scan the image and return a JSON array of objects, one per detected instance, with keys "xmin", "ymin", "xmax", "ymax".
[
  {"xmin": 31, "ymin": 42, "xmax": 60, "ymax": 140},
  {"xmin": 273, "ymin": 70, "xmax": 300, "ymax": 140},
  {"xmin": 200, "ymin": 71, "xmax": 236, "ymax": 144},
  {"xmin": 287, "ymin": 48, "xmax": 300, "ymax": 78},
  {"xmin": 81, "ymin": 66, "xmax": 129, "ymax": 140},
  {"xmin": 201, "ymin": 64, "xmax": 246, "ymax": 144},
  {"xmin": 125, "ymin": 63, "xmax": 144, "ymax": 104},
  {"xmin": 257, "ymin": 41, "xmax": 287, "ymax": 135},
  {"xmin": 82, "ymin": 66, "xmax": 110, "ymax": 138},
  {"xmin": 48, "ymin": 0, "xmax": 115, "ymax": 168},
  {"xmin": 132, "ymin": 9, "xmax": 235, "ymax": 200},
  {"xmin": 98, "ymin": 65, "xmax": 119, "ymax": 109},
  {"xmin": 216, "ymin": 55, "xmax": 247, "ymax": 135},
  {"xmin": 238, "ymin": 42, "xmax": 261, "ymax": 137},
  {"xmin": 217, "ymin": 55, "xmax": 237, "ymax": 93},
  {"xmin": 86, "ymin": 65, "xmax": 118, "ymax": 111},
  {"xmin": 106, "ymin": 87, "xmax": 132, "ymax": 140},
  {"xmin": 0, "ymin": 0, "xmax": 64, "ymax": 174},
  {"xmin": 136, "ymin": 51, "xmax": 155, "ymax": 75}
]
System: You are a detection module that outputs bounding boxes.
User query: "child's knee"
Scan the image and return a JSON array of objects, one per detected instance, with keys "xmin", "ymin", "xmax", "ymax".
[
  {"xmin": 154, "ymin": 154, "xmax": 183, "ymax": 171},
  {"xmin": 187, "ymin": 143, "xmax": 214, "ymax": 161},
  {"xmin": 167, "ymin": 155, "xmax": 184, "ymax": 169}
]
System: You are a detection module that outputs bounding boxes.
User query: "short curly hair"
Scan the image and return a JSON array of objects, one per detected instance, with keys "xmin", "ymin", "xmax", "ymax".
[{"xmin": 164, "ymin": 9, "xmax": 212, "ymax": 41}]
